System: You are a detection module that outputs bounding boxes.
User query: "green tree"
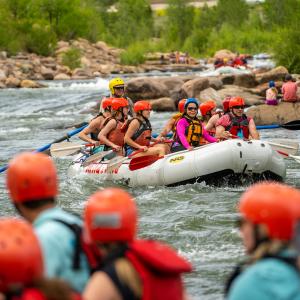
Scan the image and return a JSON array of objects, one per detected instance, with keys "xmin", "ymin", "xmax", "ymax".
[
  {"xmin": 216, "ymin": 0, "xmax": 249, "ymax": 28},
  {"xmin": 164, "ymin": 0, "xmax": 194, "ymax": 46},
  {"xmin": 263, "ymin": 0, "xmax": 300, "ymax": 28},
  {"xmin": 111, "ymin": 0, "xmax": 153, "ymax": 47}
]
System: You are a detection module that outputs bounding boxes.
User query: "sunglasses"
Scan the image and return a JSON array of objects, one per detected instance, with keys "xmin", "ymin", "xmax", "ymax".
[
  {"xmin": 114, "ymin": 86, "xmax": 125, "ymax": 90},
  {"xmin": 187, "ymin": 107, "xmax": 198, "ymax": 111},
  {"xmin": 232, "ymin": 106, "xmax": 245, "ymax": 109}
]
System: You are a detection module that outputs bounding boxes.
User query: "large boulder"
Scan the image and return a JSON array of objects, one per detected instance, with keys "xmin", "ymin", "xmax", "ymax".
[
  {"xmin": 5, "ymin": 77, "xmax": 20, "ymax": 88},
  {"xmin": 180, "ymin": 78, "xmax": 209, "ymax": 98},
  {"xmin": 199, "ymin": 88, "xmax": 222, "ymax": 106},
  {"xmin": 126, "ymin": 78, "xmax": 169, "ymax": 101},
  {"xmin": 233, "ymin": 73, "xmax": 257, "ymax": 88},
  {"xmin": 208, "ymin": 77, "xmax": 223, "ymax": 90},
  {"xmin": 54, "ymin": 73, "xmax": 71, "ymax": 80},
  {"xmin": 218, "ymin": 85, "xmax": 264, "ymax": 106},
  {"xmin": 149, "ymin": 97, "xmax": 176, "ymax": 111},
  {"xmin": 20, "ymin": 79, "xmax": 44, "ymax": 88},
  {"xmin": 255, "ymin": 66, "xmax": 288, "ymax": 84},
  {"xmin": 247, "ymin": 102, "xmax": 300, "ymax": 125}
]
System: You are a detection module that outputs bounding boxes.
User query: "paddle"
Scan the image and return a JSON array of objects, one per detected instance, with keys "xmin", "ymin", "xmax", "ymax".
[
  {"xmin": 82, "ymin": 150, "xmax": 114, "ymax": 167},
  {"xmin": 50, "ymin": 141, "xmax": 94, "ymax": 157},
  {"xmin": 129, "ymin": 155, "xmax": 162, "ymax": 171},
  {"xmin": 0, "ymin": 123, "xmax": 88, "ymax": 174},
  {"xmin": 105, "ymin": 139, "xmax": 173, "ymax": 173},
  {"xmin": 106, "ymin": 149, "xmax": 145, "ymax": 173},
  {"xmin": 256, "ymin": 120, "xmax": 300, "ymax": 130},
  {"xmin": 276, "ymin": 150, "xmax": 300, "ymax": 163}
]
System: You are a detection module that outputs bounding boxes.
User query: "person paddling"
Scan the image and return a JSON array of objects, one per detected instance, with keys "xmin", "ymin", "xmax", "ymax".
[
  {"xmin": 124, "ymin": 100, "xmax": 167, "ymax": 158},
  {"xmin": 171, "ymin": 98, "xmax": 217, "ymax": 153},
  {"xmin": 83, "ymin": 188, "xmax": 192, "ymax": 300},
  {"xmin": 226, "ymin": 182, "xmax": 300, "ymax": 300},
  {"xmin": 0, "ymin": 218, "xmax": 77, "ymax": 300},
  {"xmin": 98, "ymin": 98, "xmax": 129, "ymax": 157},
  {"xmin": 215, "ymin": 97, "xmax": 259, "ymax": 140},
  {"xmin": 79, "ymin": 97, "xmax": 113, "ymax": 148},
  {"xmin": 157, "ymin": 98, "xmax": 186, "ymax": 139},
  {"xmin": 6, "ymin": 153, "xmax": 90, "ymax": 293}
]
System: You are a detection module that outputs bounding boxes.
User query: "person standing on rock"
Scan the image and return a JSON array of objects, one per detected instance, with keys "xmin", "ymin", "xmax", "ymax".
[
  {"xmin": 215, "ymin": 97, "xmax": 259, "ymax": 140},
  {"xmin": 282, "ymin": 74, "xmax": 298, "ymax": 103},
  {"xmin": 79, "ymin": 97, "xmax": 113, "ymax": 149},
  {"xmin": 225, "ymin": 182, "xmax": 300, "ymax": 300}
]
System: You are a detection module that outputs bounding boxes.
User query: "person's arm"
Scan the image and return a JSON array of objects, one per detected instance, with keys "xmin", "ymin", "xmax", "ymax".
[
  {"xmin": 176, "ymin": 119, "xmax": 191, "ymax": 149},
  {"xmin": 158, "ymin": 118, "xmax": 175, "ymax": 139},
  {"xmin": 205, "ymin": 114, "xmax": 219, "ymax": 131},
  {"xmin": 78, "ymin": 118, "xmax": 102, "ymax": 144},
  {"xmin": 83, "ymin": 272, "xmax": 122, "ymax": 300},
  {"xmin": 202, "ymin": 127, "xmax": 217, "ymax": 143},
  {"xmin": 248, "ymin": 119, "xmax": 260, "ymax": 140},
  {"xmin": 98, "ymin": 119, "xmax": 120, "ymax": 151},
  {"xmin": 124, "ymin": 119, "xmax": 148, "ymax": 151}
]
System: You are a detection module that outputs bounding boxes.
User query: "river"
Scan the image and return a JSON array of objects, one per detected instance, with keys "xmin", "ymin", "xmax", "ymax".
[{"xmin": 0, "ymin": 77, "xmax": 299, "ymax": 299}]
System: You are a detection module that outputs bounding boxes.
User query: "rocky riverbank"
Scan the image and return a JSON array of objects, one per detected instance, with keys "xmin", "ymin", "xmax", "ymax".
[{"xmin": 0, "ymin": 38, "xmax": 203, "ymax": 88}]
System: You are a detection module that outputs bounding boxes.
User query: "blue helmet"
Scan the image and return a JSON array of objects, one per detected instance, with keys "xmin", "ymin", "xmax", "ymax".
[
  {"xmin": 184, "ymin": 98, "xmax": 199, "ymax": 110},
  {"xmin": 269, "ymin": 80, "xmax": 275, "ymax": 88}
]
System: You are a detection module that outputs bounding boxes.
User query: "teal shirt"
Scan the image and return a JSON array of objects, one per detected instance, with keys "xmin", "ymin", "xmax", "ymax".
[
  {"xmin": 228, "ymin": 258, "xmax": 300, "ymax": 300},
  {"xmin": 34, "ymin": 207, "xmax": 90, "ymax": 292}
]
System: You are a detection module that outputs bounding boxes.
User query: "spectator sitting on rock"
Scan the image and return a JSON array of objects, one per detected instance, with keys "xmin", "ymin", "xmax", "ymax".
[
  {"xmin": 265, "ymin": 81, "xmax": 279, "ymax": 106},
  {"xmin": 175, "ymin": 51, "xmax": 180, "ymax": 64},
  {"xmin": 282, "ymin": 74, "xmax": 298, "ymax": 102}
]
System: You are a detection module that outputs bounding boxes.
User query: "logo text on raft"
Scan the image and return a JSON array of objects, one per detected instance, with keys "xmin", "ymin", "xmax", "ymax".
[{"xmin": 169, "ymin": 156, "xmax": 184, "ymax": 163}]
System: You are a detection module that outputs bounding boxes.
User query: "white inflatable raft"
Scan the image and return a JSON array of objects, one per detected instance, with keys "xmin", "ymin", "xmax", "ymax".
[{"xmin": 68, "ymin": 139, "xmax": 286, "ymax": 187}]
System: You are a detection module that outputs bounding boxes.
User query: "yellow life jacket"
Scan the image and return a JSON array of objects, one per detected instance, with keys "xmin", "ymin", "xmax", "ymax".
[
  {"xmin": 171, "ymin": 112, "xmax": 183, "ymax": 132},
  {"xmin": 185, "ymin": 117, "xmax": 203, "ymax": 146}
]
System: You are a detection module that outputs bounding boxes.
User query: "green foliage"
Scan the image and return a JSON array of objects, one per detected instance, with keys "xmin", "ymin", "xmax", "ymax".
[
  {"xmin": 61, "ymin": 47, "xmax": 81, "ymax": 70},
  {"xmin": 215, "ymin": 0, "xmax": 249, "ymax": 28},
  {"xmin": 263, "ymin": 0, "xmax": 300, "ymax": 28},
  {"xmin": 24, "ymin": 22, "xmax": 57, "ymax": 56},
  {"xmin": 273, "ymin": 27, "xmax": 300, "ymax": 73},
  {"xmin": 111, "ymin": 0, "xmax": 153, "ymax": 47},
  {"xmin": 164, "ymin": 0, "xmax": 194, "ymax": 46},
  {"xmin": 120, "ymin": 42, "xmax": 147, "ymax": 65}
]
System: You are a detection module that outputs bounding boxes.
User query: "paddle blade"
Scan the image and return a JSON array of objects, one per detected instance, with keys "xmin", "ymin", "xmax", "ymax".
[
  {"xmin": 106, "ymin": 156, "xmax": 127, "ymax": 173},
  {"xmin": 82, "ymin": 150, "xmax": 113, "ymax": 167},
  {"xmin": 281, "ymin": 120, "xmax": 300, "ymax": 130},
  {"xmin": 50, "ymin": 142, "xmax": 83, "ymax": 157},
  {"xmin": 268, "ymin": 141, "xmax": 299, "ymax": 156},
  {"xmin": 129, "ymin": 155, "xmax": 160, "ymax": 171},
  {"xmin": 289, "ymin": 154, "xmax": 300, "ymax": 163}
]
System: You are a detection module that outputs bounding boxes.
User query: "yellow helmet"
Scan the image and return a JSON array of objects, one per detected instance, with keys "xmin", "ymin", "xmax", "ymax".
[{"xmin": 109, "ymin": 78, "xmax": 125, "ymax": 95}]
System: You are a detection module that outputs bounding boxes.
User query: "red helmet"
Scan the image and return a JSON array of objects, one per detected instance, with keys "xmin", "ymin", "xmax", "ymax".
[
  {"xmin": 101, "ymin": 97, "xmax": 113, "ymax": 110},
  {"xmin": 84, "ymin": 188, "xmax": 137, "ymax": 244},
  {"xmin": 6, "ymin": 152, "xmax": 58, "ymax": 203},
  {"xmin": 0, "ymin": 218, "xmax": 43, "ymax": 292},
  {"xmin": 239, "ymin": 182, "xmax": 297, "ymax": 241},
  {"xmin": 111, "ymin": 98, "xmax": 128, "ymax": 111},
  {"xmin": 178, "ymin": 99, "xmax": 187, "ymax": 113},
  {"xmin": 134, "ymin": 101, "xmax": 152, "ymax": 113},
  {"xmin": 199, "ymin": 101, "xmax": 216, "ymax": 116},
  {"xmin": 222, "ymin": 96, "xmax": 231, "ymax": 112},
  {"xmin": 229, "ymin": 96, "xmax": 245, "ymax": 109}
]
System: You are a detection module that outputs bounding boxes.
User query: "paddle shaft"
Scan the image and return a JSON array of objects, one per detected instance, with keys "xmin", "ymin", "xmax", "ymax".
[{"xmin": 0, "ymin": 124, "xmax": 88, "ymax": 173}]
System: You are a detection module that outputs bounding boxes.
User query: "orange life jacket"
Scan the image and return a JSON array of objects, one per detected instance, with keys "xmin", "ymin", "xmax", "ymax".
[{"xmin": 104, "ymin": 117, "xmax": 125, "ymax": 147}]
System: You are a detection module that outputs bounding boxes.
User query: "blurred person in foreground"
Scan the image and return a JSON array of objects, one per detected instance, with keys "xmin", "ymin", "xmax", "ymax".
[
  {"xmin": 83, "ymin": 188, "xmax": 192, "ymax": 300},
  {"xmin": 226, "ymin": 182, "xmax": 300, "ymax": 300}
]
